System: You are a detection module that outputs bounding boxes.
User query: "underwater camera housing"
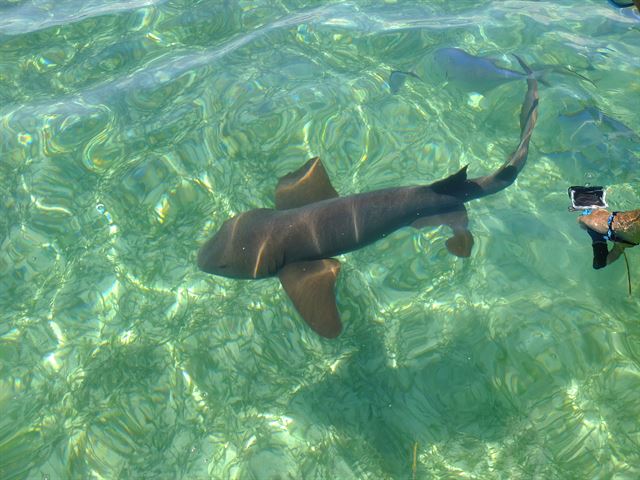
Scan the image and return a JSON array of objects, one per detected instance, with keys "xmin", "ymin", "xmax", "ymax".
[
  {"xmin": 568, "ymin": 185, "xmax": 611, "ymax": 272},
  {"xmin": 568, "ymin": 186, "xmax": 608, "ymax": 212}
]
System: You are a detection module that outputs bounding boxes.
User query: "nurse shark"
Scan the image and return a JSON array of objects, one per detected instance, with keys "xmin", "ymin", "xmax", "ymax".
[{"xmin": 198, "ymin": 63, "xmax": 539, "ymax": 339}]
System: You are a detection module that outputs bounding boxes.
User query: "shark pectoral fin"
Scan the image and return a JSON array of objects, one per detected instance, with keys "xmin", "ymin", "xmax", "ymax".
[
  {"xmin": 278, "ymin": 259, "xmax": 343, "ymax": 338},
  {"xmin": 275, "ymin": 157, "xmax": 339, "ymax": 210}
]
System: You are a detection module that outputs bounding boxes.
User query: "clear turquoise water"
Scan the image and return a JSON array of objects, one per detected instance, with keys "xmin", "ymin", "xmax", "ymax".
[{"xmin": 1, "ymin": 1, "xmax": 639, "ymax": 478}]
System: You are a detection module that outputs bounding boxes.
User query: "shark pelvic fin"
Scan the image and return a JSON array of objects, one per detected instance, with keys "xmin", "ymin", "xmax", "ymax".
[
  {"xmin": 275, "ymin": 157, "xmax": 339, "ymax": 210},
  {"xmin": 278, "ymin": 259, "xmax": 343, "ymax": 338},
  {"xmin": 446, "ymin": 229, "xmax": 474, "ymax": 258},
  {"xmin": 411, "ymin": 205, "xmax": 474, "ymax": 257}
]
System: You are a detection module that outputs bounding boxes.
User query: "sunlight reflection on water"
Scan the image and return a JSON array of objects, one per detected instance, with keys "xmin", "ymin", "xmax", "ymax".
[{"xmin": 0, "ymin": 0, "xmax": 639, "ymax": 479}]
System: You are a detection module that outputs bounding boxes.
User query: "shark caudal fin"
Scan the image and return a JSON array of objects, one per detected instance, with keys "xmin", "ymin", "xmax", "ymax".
[
  {"xmin": 465, "ymin": 58, "xmax": 539, "ymax": 198},
  {"xmin": 427, "ymin": 55, "xmax": 539, "ymax": 204},
  {"xmin": 415, "ymin": 58, "xmax": 539, "ymax": 257}
]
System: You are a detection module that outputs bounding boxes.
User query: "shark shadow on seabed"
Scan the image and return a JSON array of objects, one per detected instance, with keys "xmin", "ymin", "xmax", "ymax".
[{"xmin": 284, "ymin": 308, "xmax": 562, "ymax": 478}]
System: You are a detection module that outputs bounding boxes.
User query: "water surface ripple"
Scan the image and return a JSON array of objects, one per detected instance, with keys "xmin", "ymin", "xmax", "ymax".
[{"xmin": 0, "ymin": 0, "xmax": 639, "ymax": 479}]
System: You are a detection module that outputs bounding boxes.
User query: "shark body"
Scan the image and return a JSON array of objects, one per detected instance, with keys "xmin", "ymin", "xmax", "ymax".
[{"xmin": 198, "ymin": 67, "xmax": 539, "ymax": 338}]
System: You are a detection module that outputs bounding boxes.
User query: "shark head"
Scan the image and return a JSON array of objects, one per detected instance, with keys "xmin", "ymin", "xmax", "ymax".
[
  {"xmin": 197, "ymin": 210, "xmax": 280, "ymax": 279},
  {"xmin": 197, "ymin": 222, "xmax": 235, "ymax": 276}
]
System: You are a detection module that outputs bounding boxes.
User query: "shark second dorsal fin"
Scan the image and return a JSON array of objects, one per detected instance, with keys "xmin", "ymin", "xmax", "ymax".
[
  {"xmin": 275, "ymin": 157, "xmax": 339, "ymax": 210},
  {"xmin": 430, "ymin": 165, "xmax": 484, "ymax": 200},
  {"xmin": 278, "ymin": 259, "xmax": 342, "ymax": 338},
  {"xmin": 430, "ymin": 165, "xmax": 469, "ymax": 195}
]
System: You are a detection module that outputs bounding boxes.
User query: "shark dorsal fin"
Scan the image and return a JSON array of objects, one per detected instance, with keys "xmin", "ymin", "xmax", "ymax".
[
  {"xmin": 430, "ymin": 165, "xmax": 469, "ymax": 195},
  {"xmin": 275, "ymin": 157, "xmax": 339, "ymax": 210},
  {"xmin": 278, "ymin": 259, "xmax": 342, "ymax": 338}
]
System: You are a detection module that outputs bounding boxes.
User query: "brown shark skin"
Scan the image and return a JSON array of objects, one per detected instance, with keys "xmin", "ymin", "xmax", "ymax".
[
  {"xmin": 198, "ymin": 185, "xmax": 465, "ymax": 279},
  {"xmin": 198, "ymin": 82, "xmax": 538, "ymax": 278},
  {"xmin": 198, "ymin": 86, "xmax": 537, "ymax": 279},
  {"xmin": 197, "ymin": 68, "xmax": 539, "ymax": 337}
]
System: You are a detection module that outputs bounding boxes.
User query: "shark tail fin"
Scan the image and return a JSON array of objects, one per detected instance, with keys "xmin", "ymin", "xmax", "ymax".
[{"xmin": 463, "ymin": 64, "xmax": 539, "ymax": 200}]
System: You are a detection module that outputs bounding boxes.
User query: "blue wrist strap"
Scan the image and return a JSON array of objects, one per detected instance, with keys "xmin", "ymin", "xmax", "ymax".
[
  {"xmin": 606, "ymin": 213, "xmax": 616, "ymax": 241},
  {"xmin": 605, "ymin": 212, "xmax": 638, "ymax": 246}
]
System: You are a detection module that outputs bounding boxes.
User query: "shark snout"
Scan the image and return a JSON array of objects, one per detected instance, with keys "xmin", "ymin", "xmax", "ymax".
[{"xmin": 197, "ymin": 235, "xmax": 226, "ymax": 274}]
